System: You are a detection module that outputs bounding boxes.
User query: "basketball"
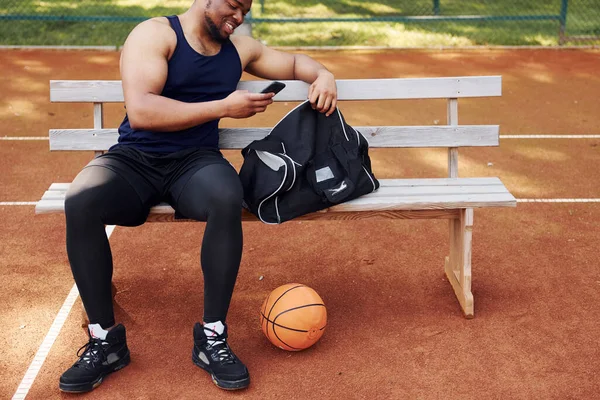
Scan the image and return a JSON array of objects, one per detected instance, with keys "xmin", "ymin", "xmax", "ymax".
[{"xmin": 260, "ymin": 283, "xmax": 327, "ymax": 351}]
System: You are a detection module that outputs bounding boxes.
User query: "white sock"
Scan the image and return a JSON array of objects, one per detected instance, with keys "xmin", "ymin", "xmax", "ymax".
[
  {"xmin": 203, "ymin": 320, "xmax": 225, "ymax": 343},
  {"xmin": 88, "ymin": 323, "xmax": 109, "ymax": 340}
]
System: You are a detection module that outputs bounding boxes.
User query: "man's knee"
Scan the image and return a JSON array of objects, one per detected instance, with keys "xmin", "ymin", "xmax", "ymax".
[
  {"xmin": 208, "ymin": 181, "xmax": 243, "ymax": 214},
  {"xmin": 194, "ymin": 178, "xmax": 243, "ymax": 220},
  {"xmin": 176, "ymin": 165, "xmax": 244, "ymax": 220},
  {"xmin": 65, "ymin": 168, "xmax": 148, "ymax": 226},
  {"xmin": 64, "ymin": 185, "xmax": 98, "ymax": 220},
  {"xmin": 65, "ymin": 167, "xmax": 113, "ymax": 219}
]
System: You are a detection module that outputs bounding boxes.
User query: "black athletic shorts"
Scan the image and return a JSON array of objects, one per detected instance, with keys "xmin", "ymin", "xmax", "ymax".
[{"xmin": 84, "ymin": 145, "xmax": 234, "ymax": 209}]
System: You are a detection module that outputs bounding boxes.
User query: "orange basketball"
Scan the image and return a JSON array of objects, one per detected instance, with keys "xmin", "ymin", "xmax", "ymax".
[{"xmin": 260, "ymin": 283, "xmax": 327, "ymax": 351}]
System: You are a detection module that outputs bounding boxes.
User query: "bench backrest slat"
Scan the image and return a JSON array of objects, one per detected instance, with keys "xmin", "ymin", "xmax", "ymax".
[
  {"xmin": 50, "ymin": 76, "xmax": 501, "ymax": 102},
  {"xmin": 49, "ymin": 125, "xmax": 499, "ymax": 151},
  {"xmin": 48, "ymin": 76, "xmax": 503, "ymax": 178}
]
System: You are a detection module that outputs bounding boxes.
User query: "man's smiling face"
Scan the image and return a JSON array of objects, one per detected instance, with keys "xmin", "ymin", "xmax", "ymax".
[{"xmin": 204, "ymin": 0, "xmax": 252, "ymax": 42}]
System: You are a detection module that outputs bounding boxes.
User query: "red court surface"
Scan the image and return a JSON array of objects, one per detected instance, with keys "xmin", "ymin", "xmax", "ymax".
[{"xmin": 1, "ymin": 48, "xmax": 599, "ymax": 399}]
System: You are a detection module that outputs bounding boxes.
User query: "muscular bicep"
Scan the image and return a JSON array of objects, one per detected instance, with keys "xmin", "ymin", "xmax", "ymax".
[
  {"xmin": 120, "ymin": 20, "xmax": 173, "ymax": 113},
  {"xmin": 242, "ymin": 39, "xmax": 296, "ymax": 80}
]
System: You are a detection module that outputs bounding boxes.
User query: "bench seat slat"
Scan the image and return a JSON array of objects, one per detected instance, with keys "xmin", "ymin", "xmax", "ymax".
[
  {"xmin": 47, "ymin": 177, "xmax": 505, "ymax": 192},
  {"xmin": 36, "ymin": 178, "xmax": 516, "ymax": 217},
  {"xmin": 50, "ymin": 76, "xmax": 502, "ymax": 103},
  {"xmin": 334, "ymin": 193, "xmax": 517, "ymax": 210},
  {"xmin": 41, "ymin": 183, "xmax": 510, "ymax": 201},
  {"xmin": 49, "ymin": 125, "xmax": 499, "ymax": 151}
]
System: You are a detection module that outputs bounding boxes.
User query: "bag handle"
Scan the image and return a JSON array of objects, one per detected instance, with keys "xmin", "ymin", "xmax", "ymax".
[{"xmin": 241, "ymin": 139, "xmax": 284, "ymax": 157}]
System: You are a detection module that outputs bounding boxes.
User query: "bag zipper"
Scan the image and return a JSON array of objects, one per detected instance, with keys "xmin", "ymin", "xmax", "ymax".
[
  {"xmin": 336, "ymin": 108, "xmax": 350, "ymax": 141},
  {"xmin": 257, "ymin": 151, "xmax": 288, "ymax": 224},
  {"xmin": 279, "ymin": 153, "xmax": 297, "ymax": 191},
  {"xmin": 350, "ymin": 123, "xmax": 377, "ymax": 193}
]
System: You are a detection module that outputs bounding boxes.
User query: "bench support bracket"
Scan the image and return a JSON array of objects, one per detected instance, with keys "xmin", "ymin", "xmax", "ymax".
[{"xmin": 444, "ymin": 208, "xmax": 474, "ymax": 318}]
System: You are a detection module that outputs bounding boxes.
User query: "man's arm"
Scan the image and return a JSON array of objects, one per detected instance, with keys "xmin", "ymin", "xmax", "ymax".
[
  {"xmin": 121, "ymin": 19, "xmax": 274, "ymax": 131},
  {"xmin": 235, "ymin": 36, "xmax": 338, "ymax": 116}
]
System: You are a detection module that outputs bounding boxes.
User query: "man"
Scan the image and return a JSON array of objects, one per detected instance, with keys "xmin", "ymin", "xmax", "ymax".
[{"xmin": 58, "ymin": 0, "xmax": 337, "ymax": 393}]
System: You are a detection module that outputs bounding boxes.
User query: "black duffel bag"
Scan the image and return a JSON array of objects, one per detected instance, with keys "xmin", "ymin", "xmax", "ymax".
[{"xmin": 239, "ymin": 101, "xmax": 379, "ymax": 224}]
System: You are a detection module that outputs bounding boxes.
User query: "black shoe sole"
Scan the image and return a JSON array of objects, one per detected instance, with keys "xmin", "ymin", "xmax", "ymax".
[
  {"xmin": 192, "ymin": 350, "xmax": 250, "ymax": 390},
  {"xmin": 59, "ymin": 352, "xmax": 131, "ymax": 393}
]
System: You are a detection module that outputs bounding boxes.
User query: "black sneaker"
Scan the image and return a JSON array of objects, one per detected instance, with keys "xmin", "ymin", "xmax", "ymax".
[
  {"xmin": 192, "ymin": 322, "xmax": 250, "ymax": 390},
  {"xmin": 59, "ymin": 324, "xmax": 130, "ymax": 393}
]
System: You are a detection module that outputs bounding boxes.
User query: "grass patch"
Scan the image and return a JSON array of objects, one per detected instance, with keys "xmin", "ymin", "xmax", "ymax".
[
  {"xmin": 0, "ymin": 0, "xmax": 598, "ymax": 46},
  {"xmin": 253, "ymin": 20, "xmax": 565, "ymax": 47}
]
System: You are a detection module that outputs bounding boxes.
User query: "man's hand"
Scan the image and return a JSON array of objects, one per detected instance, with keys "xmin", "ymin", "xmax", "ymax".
[
  {"xmin": 223, "ymin": 90, "xmax": 275, "ymax": 119},
  {"xmin": 308, "ymin": 71, "xmax": 337, "ymax": 117}
]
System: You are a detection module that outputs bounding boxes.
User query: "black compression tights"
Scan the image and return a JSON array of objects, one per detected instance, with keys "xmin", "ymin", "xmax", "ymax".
[{"xmin": 64, "ymin": 164, "xmax": 243, "ymax": 328}]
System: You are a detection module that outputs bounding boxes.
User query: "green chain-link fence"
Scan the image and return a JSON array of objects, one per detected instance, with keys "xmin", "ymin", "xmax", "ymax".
[{"xmin": 1, "ymin": 0, "xmax": 598, "ymax": 47}]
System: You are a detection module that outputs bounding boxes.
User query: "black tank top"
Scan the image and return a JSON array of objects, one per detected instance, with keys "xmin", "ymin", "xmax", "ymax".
[{"xmin": 115, "ymin": 15, "xmax": 243, "ymax": 153}]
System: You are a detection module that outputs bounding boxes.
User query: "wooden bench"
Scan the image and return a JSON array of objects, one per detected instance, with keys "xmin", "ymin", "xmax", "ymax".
[{"xmin": 36, "ymin": 76, "xmax": 516, "ymax": 318}]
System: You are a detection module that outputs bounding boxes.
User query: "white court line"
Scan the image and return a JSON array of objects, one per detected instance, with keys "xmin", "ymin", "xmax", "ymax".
[
  {"xmin": 0, "ymin": 202, "xmax": 38, "ymax": 206},
  {"xmin": 0, "ymin": 137, "xmax": 48, "ymax": 140},
  {"xmin": 12, "ymin": 225, "xmax": 116, "ymax": 400},
  {"xmin": 0, "ymin": 45, "xmax": 118, "ymax": 51},
  {"xmin": 501, "ymin": 135, "xmax": 600, "ymax": 139},
  {"xmin": 518, "ymin": 199, "xmax": 600, "ymax": 203}
]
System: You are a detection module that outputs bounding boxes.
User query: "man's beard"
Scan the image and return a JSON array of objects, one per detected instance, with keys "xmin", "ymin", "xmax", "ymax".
[{"xmin": 205, "ymin": 15, "xmax": 227, "ymax": 43}]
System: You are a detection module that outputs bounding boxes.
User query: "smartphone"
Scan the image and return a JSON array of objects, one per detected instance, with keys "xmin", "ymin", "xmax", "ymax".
[{"xmin": 260, "ymin": 81, "xmax": 286, "ymax": 95}]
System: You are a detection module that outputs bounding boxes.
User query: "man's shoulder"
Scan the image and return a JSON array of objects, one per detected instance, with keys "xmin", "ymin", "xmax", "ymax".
[
  {"xmin": 230, "ymin": 34, "xmax": 259, "ymax": 49},
  {"xmin": 136, "ymin": 17, "xmax": 173, "ymax": 33},
  {"xmin": 124, "ymin": 17, "xmax": 176, "ymax": 53}
]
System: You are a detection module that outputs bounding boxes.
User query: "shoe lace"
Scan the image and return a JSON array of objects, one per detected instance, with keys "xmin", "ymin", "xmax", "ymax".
[
  {"xmin": 204, "ymin": 327, "xmax": 236, "ymax": 365},
  {"xmin": 75, "ymin": 337, "xmax": 108, "ymax": 368}
]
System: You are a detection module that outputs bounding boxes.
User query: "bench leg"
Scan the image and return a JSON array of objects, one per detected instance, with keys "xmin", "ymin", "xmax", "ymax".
[
  {"xmin": 81, "ymin": 281, "xmax": 118, "ymax": 329},
  {"xmin": 444, "ymin": 208, "xmax": 474, "ymax": 318}
]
